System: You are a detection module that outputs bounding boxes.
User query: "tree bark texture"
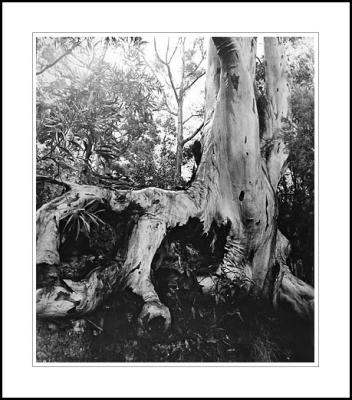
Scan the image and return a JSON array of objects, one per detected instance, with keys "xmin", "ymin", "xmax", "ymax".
[{"xmin": 36, "ymin": 37, "xmax": 314, "ymax": 330}]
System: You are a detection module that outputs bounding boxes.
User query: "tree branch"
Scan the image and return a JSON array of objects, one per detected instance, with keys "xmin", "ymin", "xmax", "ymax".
[
  {"xmin": 36, "ymin": 42, "xmax": 79, "ymax": 75},
  {"xmin": 137, "ymin": 48, "xmax": 177, "ymax": 116},
  {"xmin": 181, "ymin": 122, "xmax": 204, "ymax": 146},
  {"xmin": 183, "ymin": 72, "xmax": 206, "ymax": 93},
  {"xmin": 185, "ymin": 53, "xmax": 206, "ymax": 80},
  {"xmin": 183, "ymin": 113, "xmax": 202, "ymax": 125},
  {"xmin": 256, "ymin": 56, "xmax": 263, "ymax": 66},
  {"xmin": 165, "ymin": 38, "xmax": 170, "ymax": 62},
  {"xmin": 154, "ymin": 38, "xmax": 179, "ymax": 103},
  {"xmin": 166, "ymin": 64, "xmax": 179, "ymax": 102},
  {"xmin": 168, "ymin": 38, "xmax": 181, "ymax": 64}
]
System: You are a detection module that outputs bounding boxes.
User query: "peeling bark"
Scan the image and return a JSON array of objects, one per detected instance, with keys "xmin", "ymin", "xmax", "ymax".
[{"xmin": 36, "ymin": 37, "xmax": 314, "ymax": 329}]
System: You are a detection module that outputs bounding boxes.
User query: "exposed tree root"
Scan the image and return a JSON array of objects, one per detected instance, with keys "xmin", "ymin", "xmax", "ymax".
[
  {"xmin": 36, "ymin": 184, "xmax": 202, "ymax": 330},
  {"xmin": 272, "ymin": 231, "xmax": 314, "ymax": 320},
  {"xmin": 36, "ymin": 182, "xmax": 313, "ymax": 328}
]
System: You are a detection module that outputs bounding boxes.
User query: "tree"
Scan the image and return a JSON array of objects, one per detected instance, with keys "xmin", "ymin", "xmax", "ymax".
[
  {"xmin": 36, "ymin": 37, "xmax": 314, "ymax": 332},
  {"xmin": 142, "ymin": 37, "xmax": 206, "ymax": 182}
]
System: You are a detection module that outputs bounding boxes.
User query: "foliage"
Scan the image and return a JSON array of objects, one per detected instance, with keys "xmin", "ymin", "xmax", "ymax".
[
  {"xmin": 36, "ymin": 37, "xmax": 162, "ymax": 186},
  {"xmin": 278, "ymin": 38, "xmax": 315, "ymax": 285},
  {"xmin": 36, "ymin": 268, "xmax": 313, "ymax": 362},
  {"xmin": 60, "ymin": 200, "xmax": 105, "ymax": 240},
  {"xmin": 36, "ymin": 36, "xmax": 207, "ymax": 190}
]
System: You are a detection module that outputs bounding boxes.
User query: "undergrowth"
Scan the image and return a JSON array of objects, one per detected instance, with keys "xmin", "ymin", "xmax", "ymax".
[
  {"xmin": 36, "ymin": 265, "xmax": 314, "ymax": 363},
  {"xmin": 36, "ymin": 187, "xmax": 314, "ymax": 363}
]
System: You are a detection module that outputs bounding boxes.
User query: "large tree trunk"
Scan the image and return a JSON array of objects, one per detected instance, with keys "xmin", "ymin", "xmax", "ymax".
[{"xmin": 36, "ymin": 37, "xmax": 314, "ymax": 331}]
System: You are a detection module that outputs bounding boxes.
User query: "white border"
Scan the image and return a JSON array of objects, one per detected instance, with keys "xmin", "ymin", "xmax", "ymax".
[{"xmin": 3, "ymin": 2, "xmax": 350, "ymax": 398}]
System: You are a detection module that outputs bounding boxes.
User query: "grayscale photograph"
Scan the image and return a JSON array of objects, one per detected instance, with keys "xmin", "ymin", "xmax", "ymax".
[{"xmin": 35, "ymin": 35, "xmax": 316, "ymax": 363}]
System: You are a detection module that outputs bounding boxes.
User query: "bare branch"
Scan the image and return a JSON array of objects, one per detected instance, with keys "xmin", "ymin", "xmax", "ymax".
[
  {"xmin": 185, "ymin": 53, "xmax": 206, "ymax": 80},
  {"xmin": 168, "ymin": 38, "xmax": 181, "ymax": 64},
  {"xmin": 165, "ymin": 38, "xmax": 170, "ymax": 62},
  {"xmin": 137, "ymin": 49, "xmax": 177, "ymax": 116},
  {"xmin": 153, "ymin": 38, "xmax": 168, "ymax": 66},
  {"xmin": 183, "ymin": 113, "xmax": 202, "ymax": 125},
  {"xmin": 183, "ymin": 71, "xmax": 206, "ymax": 93},
  {"xmin": 166, "ymin": 64, "xmax": 179, "ymax": 102},
  {"xmin": 154, "ymin": 38, "xmax": 179, "ymax": 102},
  {"xmin": 181, "ymin": 122, "xmax": 204, "ymax": 146}
]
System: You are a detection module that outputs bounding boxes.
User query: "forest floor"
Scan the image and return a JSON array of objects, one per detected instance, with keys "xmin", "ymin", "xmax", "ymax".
[
  {"xmin": 36, "ymin": 289, "xmax": 314, "ymax": 363},
  {"xmin": 36, "ymin": 185, "xmax": 314, "ymax": 363}
]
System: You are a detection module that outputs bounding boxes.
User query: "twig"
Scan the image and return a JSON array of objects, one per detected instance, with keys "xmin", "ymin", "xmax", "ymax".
[{"xmin": 85, "ymin": 318, "xmax": 104, "ymax": 332}]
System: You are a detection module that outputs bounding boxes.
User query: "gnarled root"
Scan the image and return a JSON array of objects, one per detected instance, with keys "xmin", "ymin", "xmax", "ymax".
[
  {"xmin": 273, "ymin": 231, "xmax": 314, "ymax": 320},
  {"xmin": 273, "ymin": 265, "xmax": 314, "ymax": 320},
  {"xmin": 36, "ymin": 264, "xmax": 121, "ymax": 317},
  {"xmin": 36, "ymin": 183, "xmax": 198, "ymax": 331},
  {"xmin": 137, "ymin": 301, "xmax": 171, "ymax": 336},
  {"xmin": 36, "ymin": 181, "xmax": 314, "ymax": 331}
]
